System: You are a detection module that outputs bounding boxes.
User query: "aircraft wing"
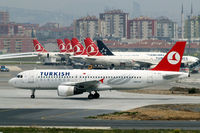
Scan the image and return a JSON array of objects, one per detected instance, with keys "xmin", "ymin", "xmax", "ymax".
[
  {"xmin": 0, "ymin": 52, "xmax": 38, "ymax": 60},
  {"xmin": 163, "ymin": 74, "xmax": 182, "ymax": 80},
  {"xmin": 61, "ymin": 80, "xmax": 100, "ymax": 90},
  {"xmin": 134, "ymin": 60, "xmax": 154, "ymax": 66},
  {"xmin": 56, "ymin": 53, "xmax": 71, "ymax": 57},
  {"xmin": 70, "ymin": 56, "xmax": 85, "ymax": 60},
  {"xmin": 85, "ymin": 57, "xmax": 96, "ymax": 61}
]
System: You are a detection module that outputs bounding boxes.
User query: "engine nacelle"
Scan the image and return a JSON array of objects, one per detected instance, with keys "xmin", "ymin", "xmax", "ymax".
[{"xmin": 57, "ymin": 85, "xmax": 84, "ymax": 96}]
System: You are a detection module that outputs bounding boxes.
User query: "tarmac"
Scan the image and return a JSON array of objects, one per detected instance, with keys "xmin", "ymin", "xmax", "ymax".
[{"xmin": 0, "ymin": 65, "xmax": 200, "ymax": 129}]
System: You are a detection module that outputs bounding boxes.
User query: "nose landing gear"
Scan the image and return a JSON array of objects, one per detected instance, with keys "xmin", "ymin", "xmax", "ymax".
[{"xmin": 30, "ymin": 89, "xmax": 35, "ymax": 99}]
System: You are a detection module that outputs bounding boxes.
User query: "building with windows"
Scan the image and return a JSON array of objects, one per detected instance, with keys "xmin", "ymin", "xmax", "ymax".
[
  {"xmin": 74, "ymin": 16, "xmax": 99, "ymax": 41},
  {"xmin": 99, "ymin": 10, "xmax": 128, "ymax": 40},
  {"xmin": 0, "ymin": 36, "xmax": 34, "ymax": 53},
  {"xmin": 0, "ymin": 11, "xmax": 9, "ymax": 24},
  {"xmin": 184, "ymin": 15, "xmax": 200, "ymax": 40},
  {"xmin": 127, "ymin": 17, "xmax": 157, "ymax": 39},
  {"xmin": 156, "ymin": 17, "xmax": 178, "ymax": 41}
]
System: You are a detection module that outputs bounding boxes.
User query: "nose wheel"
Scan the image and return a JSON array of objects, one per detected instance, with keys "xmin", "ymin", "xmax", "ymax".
[
  {"xmin": 88, "ymin": 92, "xmax": 100, "ymax": 99},
  {"xmin": 30, "ymin": 89, "xmax": 35, "ymax": 99}
]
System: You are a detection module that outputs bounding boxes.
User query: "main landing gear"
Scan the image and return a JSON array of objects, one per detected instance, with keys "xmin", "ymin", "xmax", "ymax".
[
  {"xmin": 30, "ymin": 89, "xmax": 35, "ymax": 99},
  {"xmin": 88, "ymin": 91, "xmax": 100, "ymax": 99}
]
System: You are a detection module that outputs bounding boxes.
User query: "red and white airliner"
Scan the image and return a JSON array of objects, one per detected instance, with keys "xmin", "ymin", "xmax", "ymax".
[
  {"xmin": 9, "ymin": 41, "xmax": 188, "ymax": 99},
  {"xmin": 73, "ymin": 38, "xmax": 154, "ymax": 68}
]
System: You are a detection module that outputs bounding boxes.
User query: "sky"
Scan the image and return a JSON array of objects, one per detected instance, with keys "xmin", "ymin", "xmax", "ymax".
[{"xmin": 1, "ymin": 0, "xmax": 200, "ymax": 22}]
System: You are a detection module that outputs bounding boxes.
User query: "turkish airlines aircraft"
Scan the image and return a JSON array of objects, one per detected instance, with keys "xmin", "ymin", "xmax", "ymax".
[
  {"xmin": 77, "ymin": 38, "xmax": 155, "ymax": 68},
  {"xmin": 9, "ymin": 41, "xmax": 188, "ymax": 99},
  {"xmin": 68, "ymin": 38, "xmax": 89, "ymax": 64},
  {"xmin": 97, "ymin": 40, "xmax": 199, "ymax": 67},
  {"xmin": 64, "ymin": 38, "xmax": 73, "ymax": 53},
  {"xmin": 57, "ymin": 38, "xmax": 73, "ymax": 54},
  {"xmin": 0, "ymin": 39, "xmax": 67, "ymax": 63},
  {"xmin": 0, "ymin": 39, "xmax": 46, "ymax": 61}
]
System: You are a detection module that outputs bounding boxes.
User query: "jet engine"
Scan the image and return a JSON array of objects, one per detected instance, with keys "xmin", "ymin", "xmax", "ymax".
[{"xmin": 57, "ymin": 85, "xmax": 84, "ymax": 96}]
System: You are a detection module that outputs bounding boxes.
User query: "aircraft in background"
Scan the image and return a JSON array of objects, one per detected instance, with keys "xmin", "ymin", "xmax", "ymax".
[
  {"xmin": 74, "ymin": 38, "xmax": 157, "ymax": 69},
  {"xmin": 97, "ymin": 40, "xmax": 199, "ymax": 68},
  {"xmin": 57, "ymin": 38, "xmax": 73, "ymax": 54},
  {"xmin": 0, "ymin": 39, "xmax": 68, "ymax": 64},
  {"xmin": 68, "ymin": 38, "xmax": 89, "ymax": 64},
  {"xmin": 33, "ymin": 39, "xmax": 70, "ymax": 64},
  {"xmin": 9, "ymin": 41, "xmax": 188, "ymax": 99}
]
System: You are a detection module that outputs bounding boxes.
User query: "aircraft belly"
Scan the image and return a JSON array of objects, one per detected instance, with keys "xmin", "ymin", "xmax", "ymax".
[{"xmin": 37, "ymin": 80, "xmax": 60, "ymax": 89}]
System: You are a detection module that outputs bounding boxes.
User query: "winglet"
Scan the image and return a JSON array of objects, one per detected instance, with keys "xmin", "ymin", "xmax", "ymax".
[
  {"xmin": 57, "ymin": 39, "xmax": 66, "ymax": 53},
  {"xmin": 84, "ymin": 38, "xmax": 103, "ymax": 56},
  {"xmin": 71, "ymin": 38, "xmax": 87, "ymax": 56},
  {"xmin": 96, "ymin": 40, "xmax": 114, "ymax": 55},
  {"xmin": 150, "ymin": 41, "xmax": 186, "ymax": 72},
  {"xmin": 33, "ymin": 39, "xmax": 47, "ymax": 52}
]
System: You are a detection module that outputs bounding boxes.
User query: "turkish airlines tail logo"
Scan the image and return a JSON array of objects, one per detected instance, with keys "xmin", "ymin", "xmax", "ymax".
[
  {"xmin": 84, "ymin": 38, "xmax": 103, "ymax": 56},
  {"xmin": 57, "ymin": 39, "xmax": 66, "ymax": 53},
  {"xmin": 151, "ymin": 41, "xmax": 186, "ymax": 72},
  {"xmin": 64, "ymin": 38, "xmax": 73, "ymax": 53},
  {"xmin": 33, "ymin": 39, "xmax": 47, "ymax": 52},
  {"xmin": 167, "ymin": 51, "xmax": 180, "ymax": 65},
  {"xmin": 71, "ymin": 38, "xmax": 87, "ymax": 55}
]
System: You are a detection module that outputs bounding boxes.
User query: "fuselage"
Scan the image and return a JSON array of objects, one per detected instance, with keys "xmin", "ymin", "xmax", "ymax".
[
  {"xmin": 9, "ymin": 69, "xmax": 188, "ymax": 91},
  {"xmin": 113, "ymin": 52, "xmax": 199, "ymax": 65},
  {"xmin": 80, "ymin": 52, "xmax": 199, "ymax": 67}
]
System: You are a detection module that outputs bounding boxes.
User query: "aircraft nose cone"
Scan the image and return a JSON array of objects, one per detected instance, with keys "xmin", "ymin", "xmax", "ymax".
[{"xmin": 8, "ymin": 78, "xmax": 15, "ymax": 86}]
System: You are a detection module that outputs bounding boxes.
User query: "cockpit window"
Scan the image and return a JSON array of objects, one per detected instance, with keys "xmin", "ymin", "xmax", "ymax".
[{"xmin": 17, "ymin": 75, "xmax": 23, "ymax": 78}]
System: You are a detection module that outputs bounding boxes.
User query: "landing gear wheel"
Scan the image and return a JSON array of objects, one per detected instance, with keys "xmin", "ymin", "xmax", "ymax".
[
  {"xmin": 31, "ymin": 89, "xmax": 35, "ymax": 99},
  {"xmin": 94, "ymin": 93, "xmax": 100, "ymax": 99},
  {"xmin": 88, "ymin": 94, "xmax": 94, "ymax": 99},
  {"xmin": 31, "ymin": 94, "xmax": 35, "ymax": 99}
]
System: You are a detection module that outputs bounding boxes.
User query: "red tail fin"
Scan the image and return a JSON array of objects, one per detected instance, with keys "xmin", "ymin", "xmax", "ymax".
[
  {"xmin": 64, "ymin": 38, "xmax": 73, "ymax": 53},
  {"xmin": 71, "ymin": 38, "xmax": 87, "ymax": 56},
  {"xmin": 33, "ymin": 39, "xmax": 47, "ymax": 52},
  {"xmin": 151, "ymin": 41, "xmax": 186, "ymax": 72},
  {"xmin": 84, "ymin": 38, "xmax": 103, "ymax": 56},
  {"xmin": 57, "ymin": 39, "xmax": 66, "ymax": 53}
]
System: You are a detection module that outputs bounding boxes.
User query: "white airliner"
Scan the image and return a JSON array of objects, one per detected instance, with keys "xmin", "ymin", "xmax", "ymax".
[
  {"xmin": 0, "ymin": 39, "xmax": 70, "ymax": 64},
  {"xmin": 9, "ymin": 41, "xmax": 189, "ymax": 99},
  {"xmin": 96, "ymin": 40, "xmax": 199, "ymax": 68},
  {"xmin": 82, "ymin": 38, "xmax": 153, "ymax": 68}
]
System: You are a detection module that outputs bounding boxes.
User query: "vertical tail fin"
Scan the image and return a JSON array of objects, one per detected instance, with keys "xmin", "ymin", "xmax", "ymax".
[
  {"xmin": 84, "ymin": 38, "xmax": 103, "ymax": 56},
  {"xmin": 151, "ymin": 41, "xmax": 186, "ymax": 72},
  {"xmin": 71, "ymin": 38, "xmax": 87, "ymax": 56},
  {"xmin": 64, "ymin": 38, "xmax": 73, "ymax": 53},
  {"xmin": 33, "ymin": 39, "xmax": 47, "ymax": 52},
  {"xmin": 96, "ymin": 40, "xmax": 114, "ymax": 55},
  {"xmin": 57, "ymin": 39, "xmax": 66, "ymax": 53}
]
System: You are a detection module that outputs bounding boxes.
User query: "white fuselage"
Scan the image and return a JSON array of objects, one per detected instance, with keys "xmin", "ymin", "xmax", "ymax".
[
  {"xmin": 9, "ymin": 69, "xmax": 188, "ymax": 91},
  {"xmin": 113, "ymin": 52, "xmax": 199, "ymax": 65},
  {"xmin": 79, "ymin": 52, "xmax": 199, "ymax": 67}
]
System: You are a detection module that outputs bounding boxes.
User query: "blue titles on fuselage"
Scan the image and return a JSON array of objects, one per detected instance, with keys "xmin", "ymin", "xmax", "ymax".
[{"xmin": 40, "ymin": 72, "xmax": 70, "ymax": 77}]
